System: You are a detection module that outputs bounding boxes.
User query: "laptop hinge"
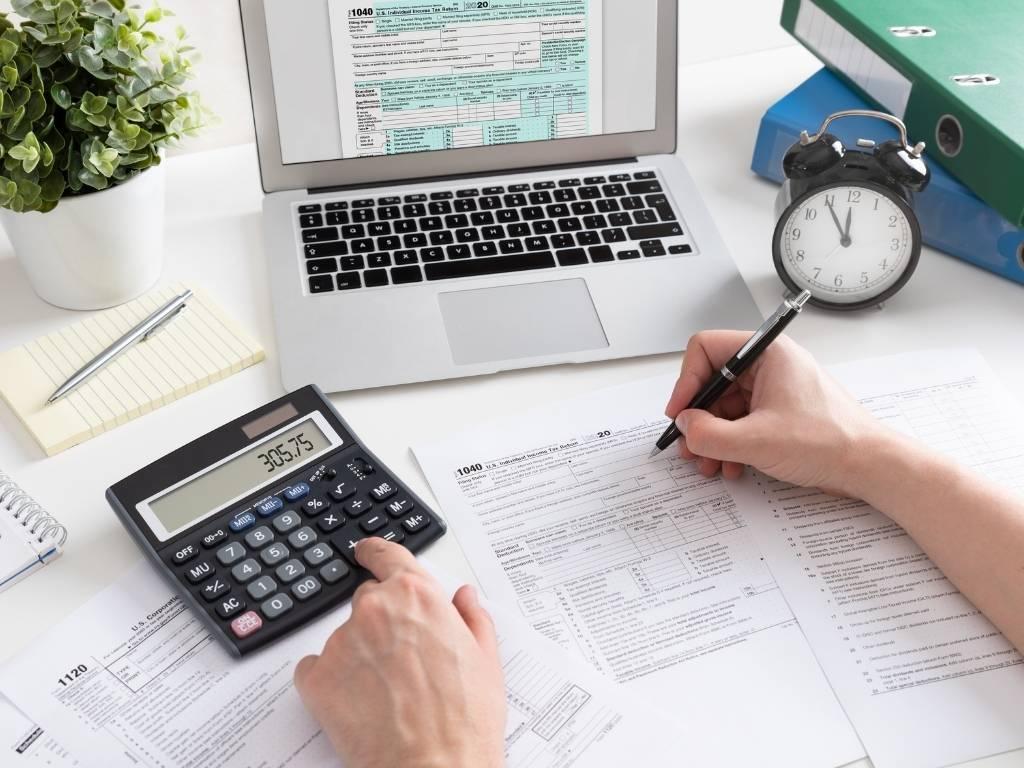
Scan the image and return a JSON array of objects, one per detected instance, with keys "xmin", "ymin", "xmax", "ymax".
[{"xmin": 307, "ymin": 157, "xmax": 640, "ymax": 196}]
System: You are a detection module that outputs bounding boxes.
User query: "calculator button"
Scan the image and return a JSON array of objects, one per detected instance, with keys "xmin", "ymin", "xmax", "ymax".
[
  {"xmin": 254, "ymin": 496, "xmax": 283, "ymax": 517},
  {"xmin": 201, "ymin": 528, "xmax": 229, "ymax": 549},
  {"xmin": 216, "ymin": 595, "xmax": 246, "ymax": 619},
  {"xmin": 247, "ymin": 576, "xmax": 277, "ymax": 601},
  {"xmin": 320, "ymin": 560, "xmax": 351, "ymax": 584},
  {"xmin": 349, "ymin": 457, "xmax": 375, "ymax": 477},
  {"xmin": 386, "ymin": 499, "xmax": 414, "ymax": 518},
  {"xmin": 400, "ymin": 513, "xmax": 431, "ymax": 534},
  {"xmin": 327, "ymin": 481, "xmax": 357, "ymax": 502},
  {"xmin": 261, "ymin": 594, "xmax": 294, "ymax": 620},
  {"xmin": 201, "ymin": 578, "xmax": 230, "ymax": 602},
  {"xmin": 317, "ymin": 512, "xmax": 344, "ymax": 533},
  {"xmin": 288, "ymin": 527, "xmax": 318, "ymax": 549},
  {"xmin": 272, "ymin": 511, "xmax": 302, "ymax": 534},
  {"xmin": 360, "ymin": 514, "xmax": 388, "ymax": 533},
  {"xmin": 229, "ymin": 511, "xmax": 257, "ymax": 533},
  {"xmin": 230, "ymin": 611, "xmax": 263, "ymax": 639},
  {"xmin": 377, "ymin": 528, "xmax": 406, "ymax": 545},
  {"xmin": 276, "ymin": 559, "xmax": 306, "ymax": 583},
  {"xmin": 260, "ymin": 543, "xmax": 290, "ymax": 566},
  {"xmin": 216, "ymin": 542, "xmax": 247, "ymax": 566},
  {"xmin": 169, "ymin": 543, "xmax": 199, "ymax": 566},
  {"xmin": 369, "ymin": 480, "xmax": 398, "ymax": 502},
  {"xmin": 343, "ymin": 498, "xmax": 372, "ymax": 518},
  {"xmin": 292, "ymin": 577, "xmax": 322, "ymax": 602},
  {"xmin": 304, "ymin": 543, "xmax": 334, "ymax": 567},
  {"xmin": 336, "ymin": 533, "xmax": 366, "ymax": 565},
  {"xmin": 185, "ymin": 561, "xmax": 215, "ymax": 584},
  {"xmin": 282, "ymin": 483, "xmax": 311, "ymax": 502},
  {"xmin": 244, "ymin": 526, "xmax": 275, "ymax": 549},
  {"xmin": 231, "ymin": 559, "xmax": 262, "ymax": 584},
  {"xmin": 302, "ymin": 495, "xmax": 331, "ymax": 517}
]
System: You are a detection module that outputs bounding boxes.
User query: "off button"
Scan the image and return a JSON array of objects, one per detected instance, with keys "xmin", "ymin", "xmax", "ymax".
[{"xmin": 169, "ymin": 543, "xmax": 198, "ymax": 565}]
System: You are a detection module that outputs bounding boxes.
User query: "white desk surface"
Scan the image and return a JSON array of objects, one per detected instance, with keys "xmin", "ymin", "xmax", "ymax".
[{"xmin": 1, "ymin": 44, "xmax": 1022, "ymax": 768}]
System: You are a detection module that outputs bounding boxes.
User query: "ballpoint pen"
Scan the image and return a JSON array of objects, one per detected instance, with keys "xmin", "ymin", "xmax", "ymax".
[
  {"xmin": 47, "ymin": 289, "xmax": 194, "ymax": 404},
  {"xmin": 649, "ymin": 289, "xmax": 812, "ymax": 458}
]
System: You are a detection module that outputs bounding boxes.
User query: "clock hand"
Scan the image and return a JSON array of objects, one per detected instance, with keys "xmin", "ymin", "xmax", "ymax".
[
  {"xmin": 842, "ymin": 208, "xmax": 853, "ymax": 247},
  {"xmin": 825, "ymin": 201, "xmax": 846, "ymax": 244}
]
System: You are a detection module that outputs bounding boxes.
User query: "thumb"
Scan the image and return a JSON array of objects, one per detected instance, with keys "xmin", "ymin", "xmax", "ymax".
[
  {"xmin": 676, "ymin": 409, "xmax": 756, "ymax": 464},
  {"xmin": 452, "ymin": 585, "xmax": 499, "ymax": 658}
]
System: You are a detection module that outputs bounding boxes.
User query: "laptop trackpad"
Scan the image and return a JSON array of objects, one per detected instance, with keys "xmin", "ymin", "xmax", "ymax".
[{"xmin": 438, "ymin": 279, "xmax": 609, "ymax": 366}]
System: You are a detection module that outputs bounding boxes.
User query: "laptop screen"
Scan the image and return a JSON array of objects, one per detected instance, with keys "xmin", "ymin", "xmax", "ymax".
[{"xmin": 262, "ymin": 0, "xmax": 660, "ymax": 166}]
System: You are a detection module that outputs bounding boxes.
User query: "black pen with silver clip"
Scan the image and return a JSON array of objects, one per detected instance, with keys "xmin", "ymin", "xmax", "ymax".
[
  {"xmin": 47, "ymin": 289, "xmax": 193, "ymax": 404},
  {"xmin": 649, "ymin": 289, "xmax": 812, "ymax": 458}
]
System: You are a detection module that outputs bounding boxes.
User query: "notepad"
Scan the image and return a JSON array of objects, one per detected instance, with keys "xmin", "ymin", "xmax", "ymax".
[{"xmin": 0, "ymin": 283, "xmax": 264, "ymax": 456}]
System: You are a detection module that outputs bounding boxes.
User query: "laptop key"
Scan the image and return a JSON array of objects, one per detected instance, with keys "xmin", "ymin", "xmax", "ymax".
[
  {"xmin": 533, "ymin": 181, "xmax": 555, "ymax": 190},
  {"xmin": 456, "ymin": 228, "xmax": 479, "ymax": 242},
  {"xmin": 446, "ymin": 245, "xmax": 471, "ymax": 260},
  {"xmin": 395, "ymin": 219, "xmax": 418, "ymax": 234},
  {"xmin": 352, "ymin": 209, "xmax": 375, "ymax": 222},
  {"xmin": 305, "ymin": 242, "xmax": 348, "ymax": 259},
  {"xmin": 326, "ymin": 201, "xmax": 348, "ymax": 211},
  {"xmin": 425, "ymin": 252, "xmax": 555, "ymax": 281},
  {"xmin": 341, "ymin": 225, "xmax": 365, "ymax": 239},
  {"xmin": 353, "ymin": 199, "xmax": 374, "ymax": 208},
  {"xmin": 404, "ymin": 233, "xmax": 427, "ymax": 248},
  {"xmin": 306, "ymin": 258, "xmax": 336, "ymax": 275},
  {"xmin": 633, "ymin": 209, "xmax": 658, "ymax": 224},
  {"xmin": 480, "ymin": 196, "xmax": 502, "ymax": 210},
  {"xmin": 394, "ymin": 250, "xmax": 418, "ymax": 265},
  {"xmin": 521, "ymin": 206, "xmax": 544, "ymax": 220},
  {"xmin": 340, "ymin": 256, "xmax": 365, "ymax": 271},
  {"xmin": 367, "ymin": 222, "xmax": 391, "ymax": 237},
  {"xmin": 556, "ymin": 249, "xmax": 588, "ymax": 266},
  {"xmin": 529, "ymin": 191, "xmax": 552, "ymax": 205},
  {"xmin": 430, "ymin": 231, "xmax": 454, "ymax": 245},
  {"xmin": 621, "ymin": 196, "xmax": 643, "ymax": 210},
  {"xmin": 299, "ymin": 213, "xmax": 323, "ymax": 229},
  {"xmin": 554, "ymin": 188, "xmax": 577, "ymax": 202},
  {"xmin": 404, "ymin": 193, "xmax": 427, "ymax": 203},
  {"xmin": 583, "ymin": 215, "xmax": 607, "ymax": 229},
  {"xmin": 596, "ymin": 198, "xmax": 620, "ymax": 212},
  {"xmin": 557, "ymin": 218, "xmax": 582, "ymax": 232},
  {"xmin": 508, "ymin": 183, "xmax": 529, "ymax": 193},
  {"xmin": 546, "ymin": 204, "xmax": 569, "ymax": 218},
  {"xmin": 503, "ymin": 194, "xmax": 527, "ymax": 207},
  {"xmin": 377, "ymin": 236, "xmax": 400, "ymax": 251},
  {"xmin": 482, "ymin": 186, "xmax": 504, "ymax": 195},
  {"xmin": 627, "ymin": 223, "xmax": 684, "ymax": 240},
  {"xmin": 445, "ymin": 214, "xmax": 469, "ymax": 229},
  {"xmin": 302, "ymin": 227, "xmax": 339, "ymax": 244},
  {"xmin": 364, "ymin": 269, "xmax": 389, "ymax": 287},
  {"xmin": 670, "ymin": 244, "xmax": 693, "ymax": 254},
  {"xmin": 608, "ymin": 213, "xmax": 631, "ymax": 227},
  {"xmin": 579, "ymin": 186, "xmax": 601, "ymax": 200},
  {"xmin": 454, "ymin": 199, "xmax": 477, "ymax": 213},
  {"xmin": 299, "ymin": 204, "xmax": 322, "ymax": 214},
  {"xmin": 403, "ymin": 203, "xmax": 426, "ymax": 217},
  {"xmin": 602, "ymin": 228, "xmax": 627, "ymax": 243},
  {"xmin": 532, "ymin": 220, "xmax": 556, "ymax": 235},
  {"xmin": 309, "ymin": 275, "xmax": 334, "ymax": 293},
  {"xmin": 618, "ymin": 250, "xmax": 641, "ymax": 260},
  {"xmin": 634, "ymin": 171, "xmax": 656, "ymax": 180},
  {"xmin": 473, "ymin": 241, "xmax": 498, "ymax": 257},
  {"xmin": 609, "ymin": 174, "xmax": 631, "ymax": 182},
  {"xmin": 482, "ymin": 225, "xmax": 505, "ymax": 240},
  {"xmin": 643, "ymin": 244, "xmax": 667, "ymax": 257},
  {"xmin": 367, "ymin": 253, "xmax": 392, "ymax": 268},
  {"xmin": 352, "ymin": 239, "xmax": 375, "ymax": 253},
  {"xmin": 326, "ymin": 211, "xmax": 349, "ymax": 226},
  {"xmin": 456, "ymin": 188, "xmax": 479, "ymax": 198},
  {"xmin": 420, "ymin": 247, "xmax": 445, "ymax": 262},
  {"xmin": 471, "ymin": 211, "xmax": 494, "ymax": 226},
  {"xmin": 391, "ymin": 266, "xmax": 423, "ymax": 284},
  {"xmin": 576, "ymin": 231, "xmax": 600, "ymax": 246},
  {"xmin": 583, "ymin": 176, "xmax": 606, "ymax": 184},
  {"xmin": 525, "ymin": 236, "xmax": 549, "ymax": 251},
  {"xmin": 559, "ymin": 178, "xmax": 582, "ymax": 187},
  {"xmin": 430, "ymin": 191, "xmax": 453, "ymax": 200},
  {"xmin": 627, "ymin": 180, "xmax": 663, "ymax": 195},
  {"xmin": 496, "ymin": 209, "xmax": 520, "ymax": 223},
  {"xmin": 337, "ymin": 272, "xmax": 362, "ymax": 290},
  {"xmin": 378, "ymin": 206, "xmax": 401, "ymax": 220},
  {"xmin": 429, "ymin": 201, "xmax": 452, "ymax": 215},
  {"xmin": 589, "ymin": 245, "xmax": 615, "ymax": 263},
  {"xmin": 602, "ymin": 184, "xmax": 626, "ymax": 197},
  {"xmin": 499, "ymin": 239, "xmax": 524, "ymax": 254},
  {"xmin": 420, "ymin": 216, "xmax": 443, "ymax": 231},
  {"xmin": 507, "ymin": 223, "xmax": 530, "ymax": 238},
  {"xmin": 378, "ymin": 196, "xmax": 401, "ymax": 206},
  {"xmin": 551, "ymin": 234, "xmax": 575, "ymax": 249},
  {"xmin": 571, "ymin": 201, "xmax": 596, "ymax": 215}
]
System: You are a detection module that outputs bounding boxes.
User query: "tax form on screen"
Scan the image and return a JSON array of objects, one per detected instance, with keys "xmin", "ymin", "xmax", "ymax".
[
  {"xmin": 414, "ymin": 376, "xmax": 865, "ymax": 768},
  {"xmin": 328, "ymin": 0, "xmax": 604, "ymax": 157}
]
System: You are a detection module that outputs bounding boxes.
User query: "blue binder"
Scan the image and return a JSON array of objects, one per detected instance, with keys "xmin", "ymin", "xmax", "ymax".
[{"xmin": 752, "ymin": 69, "xmax": 1024, "ymax": 286}]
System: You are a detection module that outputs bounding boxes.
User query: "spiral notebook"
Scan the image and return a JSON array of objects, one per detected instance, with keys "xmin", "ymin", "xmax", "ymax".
[{"xmin": 0, "ymin": 473, "xmax": 66, "ymax": 594}]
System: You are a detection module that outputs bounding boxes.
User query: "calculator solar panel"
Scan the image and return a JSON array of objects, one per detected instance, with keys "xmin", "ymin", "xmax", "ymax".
[{"xmin": 106, "ymin": 386, "xmax": 445, "ymax": 657}]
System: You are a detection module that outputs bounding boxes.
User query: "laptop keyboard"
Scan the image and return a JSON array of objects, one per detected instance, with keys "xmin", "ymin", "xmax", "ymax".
[{"xmin": 296, "ymin": 170, "xmax": 694, "ymax": 294}]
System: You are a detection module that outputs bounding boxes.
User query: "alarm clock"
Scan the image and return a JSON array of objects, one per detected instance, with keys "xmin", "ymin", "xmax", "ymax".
[{"xmin": 773, "ymin": 110, "xmax": 931, "ymax": 311}]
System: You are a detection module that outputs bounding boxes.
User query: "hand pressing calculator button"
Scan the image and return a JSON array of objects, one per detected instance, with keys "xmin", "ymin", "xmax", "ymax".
[{"xmin": 107, "ymin": 385, "xmax": 446, "ymax": 657}]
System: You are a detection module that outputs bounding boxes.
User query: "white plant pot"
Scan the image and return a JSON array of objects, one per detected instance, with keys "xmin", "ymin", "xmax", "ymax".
[{"xmin": 0, "ymin": 162, "xmax": 166, "ymax": 310}]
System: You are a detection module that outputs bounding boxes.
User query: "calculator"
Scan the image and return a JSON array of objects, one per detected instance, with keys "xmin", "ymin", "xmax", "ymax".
[{"xmin": 106, "ymin": 386, "xmax": 446, "ymax": 657}]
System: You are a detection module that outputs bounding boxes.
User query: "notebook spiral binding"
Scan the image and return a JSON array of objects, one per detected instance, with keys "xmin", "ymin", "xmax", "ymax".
[{"xmin": 0, "ymin": 472, "xmax": 68, "ymax": 546}]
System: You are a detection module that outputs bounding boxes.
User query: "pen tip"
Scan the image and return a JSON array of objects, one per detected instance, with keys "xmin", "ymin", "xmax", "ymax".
[{"xmin": 648, "ymin": 447, "xmax": 662, "ymax": 459}]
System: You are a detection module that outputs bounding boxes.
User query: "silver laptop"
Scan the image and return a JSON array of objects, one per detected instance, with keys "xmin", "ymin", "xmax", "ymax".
[{"xmin": 239, "ymin": 0, "xmax": 760, "ymax": 392}]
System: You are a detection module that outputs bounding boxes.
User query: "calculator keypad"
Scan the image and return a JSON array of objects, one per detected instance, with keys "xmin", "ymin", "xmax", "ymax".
[{"xmin": 160, "ymin": 449, "xmax": 444, "ymax": 652}]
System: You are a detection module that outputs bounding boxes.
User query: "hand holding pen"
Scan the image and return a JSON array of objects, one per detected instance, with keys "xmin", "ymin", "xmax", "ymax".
[{"xmin": 651, "ymin": 291, "xmax": 812, "ymax": 466}]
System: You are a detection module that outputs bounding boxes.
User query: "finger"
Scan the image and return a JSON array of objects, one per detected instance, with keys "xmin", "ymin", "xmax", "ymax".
[
  {"xmin": 355, "ymin": 537, "xmax": 422, "ymax": 582},
  {"xmin": 452, "ymin": 585, "xmax": 499, "ymax": 658},
  {"xmin": 678, "ymin": 409, "xmax": 759, "ymax": 464},
  {"xmin": 665, "ymin": 331, "xmax": 759, "ymax": 417},
  {"xmin": 678, "ymin": 439, "xmax": 696, "ymax": 461},
  {"xmin": 351, "ymin": 577, "xmax": 381, "ymax": 610},
  {"xmin": 722, "ymin": 461, "xmax": 745, "ymax": 481},
  {"xmin": 697, "ymin": 456, "xmax": 721, "ymax": 477},
  {"xmin": 293, "ymin": 654, "xmax": 319, "ymax": 694}
]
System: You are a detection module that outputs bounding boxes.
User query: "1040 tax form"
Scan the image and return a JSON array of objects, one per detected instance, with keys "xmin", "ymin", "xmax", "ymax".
[{"xmin": 415, "ymin": 376, "xmax": 864, "ymax": 768}]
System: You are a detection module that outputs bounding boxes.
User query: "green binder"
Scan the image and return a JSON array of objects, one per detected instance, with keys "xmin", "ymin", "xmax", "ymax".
[{"xmin": 780, "ymin": 0, "xmax": 1024, "ymax": 227}]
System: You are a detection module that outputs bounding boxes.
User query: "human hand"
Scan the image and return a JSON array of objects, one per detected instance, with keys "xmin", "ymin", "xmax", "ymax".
[
  {"xmin": 664, "ymin": 331, "xmax": 882, "ymax": 496},
  {"xmin": 294, "ymin": 539, "xmax": 506, "ymax": 768}
]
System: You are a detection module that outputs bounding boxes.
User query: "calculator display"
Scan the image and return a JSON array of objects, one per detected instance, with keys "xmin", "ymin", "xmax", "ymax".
[{"xmin": 148, "ymin": 419, "xmax": 333, "ymax": 537}]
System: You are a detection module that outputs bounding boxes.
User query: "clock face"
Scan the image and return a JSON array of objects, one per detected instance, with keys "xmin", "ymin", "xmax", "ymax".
[{"xmin": 774, "ymin": 182, "xmax": 920, "ymax": 308}]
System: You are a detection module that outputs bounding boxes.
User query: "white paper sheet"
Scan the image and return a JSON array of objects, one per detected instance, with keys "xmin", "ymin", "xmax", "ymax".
[
  {"xmin": 731, "ymin": 349, "xmax": 1024, "ymax": 768},
  {"xmin": 414, "ymin": 375, "xmax": 865, "ymax": 768},
  {"xmin": 0, "ymin": 559, "xmax": 677, "ymax": 768},
  {"xmin": 1, "ymin": 696, "xmax": 77, "ymax": 765}
]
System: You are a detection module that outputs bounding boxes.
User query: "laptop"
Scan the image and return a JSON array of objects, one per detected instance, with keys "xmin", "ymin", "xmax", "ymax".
[{"xmin": 239, "ymin": 0, "xmax": 760, "ymax": 392}]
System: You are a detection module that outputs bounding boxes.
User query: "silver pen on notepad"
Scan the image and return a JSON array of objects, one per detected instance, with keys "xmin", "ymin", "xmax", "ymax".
[{"xmin": 47, "ymin": 289, "xmax": 193, "ymax": 404}]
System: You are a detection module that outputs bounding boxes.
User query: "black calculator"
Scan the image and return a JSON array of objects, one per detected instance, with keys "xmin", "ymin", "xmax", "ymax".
[{"xmin": 106, "ymin": 386, "xmax": 446, "ymax": 657}]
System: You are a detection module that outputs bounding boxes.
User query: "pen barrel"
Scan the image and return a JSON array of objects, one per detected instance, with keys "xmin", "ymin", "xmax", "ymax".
[
  {"xmin": 688, "ymin": 373, "xmax": 735, "ymax": 412},
  {"xmin": 727, "ymin": 308, "xmax": 800, "ymax": 379}
]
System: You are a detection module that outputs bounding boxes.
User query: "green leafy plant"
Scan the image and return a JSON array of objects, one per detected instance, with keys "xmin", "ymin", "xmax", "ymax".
[{"xmin": 0, "ymin": 0, "xmax": 206, "ymax": 213}]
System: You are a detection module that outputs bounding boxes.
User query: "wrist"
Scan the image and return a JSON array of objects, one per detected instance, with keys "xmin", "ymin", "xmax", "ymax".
[{"xmin": 843, "ymin": 425, "xmax": 952, "ymax": 511}]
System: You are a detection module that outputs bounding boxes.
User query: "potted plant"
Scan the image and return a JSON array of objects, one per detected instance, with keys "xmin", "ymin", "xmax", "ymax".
[{"xmin": 0, "ymin": 0, "xmax": 206, "ymax": 310}]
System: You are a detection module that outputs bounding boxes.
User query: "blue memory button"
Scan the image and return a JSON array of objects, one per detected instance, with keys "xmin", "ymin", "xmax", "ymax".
[
  {"xmin": 229, "ymin": 511, "xmax": 257, "ymax": 532},
  {"xmin": 282, "ymin": 483, "xmax": 311, "ymax": 503},
  {"xmin": 254, "ymin": 496, "xmax": 284, "ymax": 517}
]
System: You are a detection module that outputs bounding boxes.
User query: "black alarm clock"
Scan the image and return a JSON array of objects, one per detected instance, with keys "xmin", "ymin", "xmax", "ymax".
[{"xmin": 773, "ymin": 110, "xmax": 931, "ymax": 311}]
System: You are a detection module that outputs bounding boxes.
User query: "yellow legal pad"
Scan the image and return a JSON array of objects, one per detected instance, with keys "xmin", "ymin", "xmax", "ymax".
[{"xmin": 0, "ymin": 283, "xmax": 264, "ymax": 456}]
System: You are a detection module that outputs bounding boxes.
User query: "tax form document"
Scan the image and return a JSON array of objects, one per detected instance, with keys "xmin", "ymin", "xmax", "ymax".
[
  {"xmin": 415, "ymin": 376, "xmax": 865, "ymax": 768},
  {"xmin": 731, "ymin": 349, "xmax": 1024, "ymax": 768},
  {"xmin": 328, "ymin": 0, "xmax": 603, "ymax": 157},
  {"xmin": 1, "ymin": 696, "xmax": 77, "ymax": 765},
  {"xmin": 0, "ymin": 559, "xmax": 676, "ymax": 768}
]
